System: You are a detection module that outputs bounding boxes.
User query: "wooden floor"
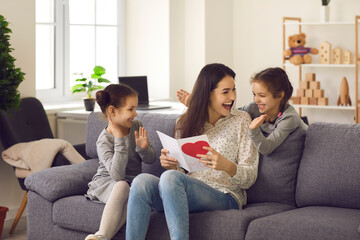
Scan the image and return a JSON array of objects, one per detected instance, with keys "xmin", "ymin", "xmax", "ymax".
[{"xmin": 1, "ymin": 217, "xmax": 27, "ymax": 240}]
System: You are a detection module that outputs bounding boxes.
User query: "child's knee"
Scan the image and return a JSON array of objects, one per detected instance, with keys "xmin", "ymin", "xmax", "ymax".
[{"xmin": 113, "ymin": 181, "xmax": 130, "ymax": 196}]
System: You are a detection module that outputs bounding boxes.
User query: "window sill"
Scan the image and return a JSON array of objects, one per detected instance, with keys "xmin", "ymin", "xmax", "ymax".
[{"xmin": 44, "ymin": 101, "xmax": 85, "ymax": 114}]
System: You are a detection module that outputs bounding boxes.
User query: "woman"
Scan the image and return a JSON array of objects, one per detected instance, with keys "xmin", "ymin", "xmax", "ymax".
[{"xmin": 126, "ymin": 63, "xmax": 259, "ymax": 240}]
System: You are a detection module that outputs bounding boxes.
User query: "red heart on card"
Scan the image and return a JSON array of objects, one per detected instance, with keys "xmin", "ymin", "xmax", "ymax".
[{"xmin": 181, "ymin": 141, "xmax": 210, "ymax": 159}]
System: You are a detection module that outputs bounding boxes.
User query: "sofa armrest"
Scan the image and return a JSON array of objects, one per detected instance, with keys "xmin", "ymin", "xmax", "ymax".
[{"xmin": 25, "ymin": 159, "xmax": 99, "ymax": 202}]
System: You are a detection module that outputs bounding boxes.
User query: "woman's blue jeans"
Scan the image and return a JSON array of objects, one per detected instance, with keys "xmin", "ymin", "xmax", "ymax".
[{"xmin": 126, "ymin": 170, "xmax": 239, "ymax": 240}]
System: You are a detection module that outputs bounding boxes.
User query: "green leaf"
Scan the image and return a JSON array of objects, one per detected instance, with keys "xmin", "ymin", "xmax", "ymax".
[
  {"xmin": 0, "ymin": 14, "xmax": 25, "ymax": 110},
  {"xmin": 98, "ymin": 78, "xmax": 111, "ymax": 83},
  {"xmin": 91, "ymin": 73, "xmax": 101, "ymax": 79},
  {"xmin": 71, "ymin": 84, "xmax": 86, "ymax": 92},
  {"xmin": 75, "ymin": 77, "xmax": 87, "ymax": 82},
  {"xmin": 93, "ymin": 66, "xmax": 105, "ymax": 75}
]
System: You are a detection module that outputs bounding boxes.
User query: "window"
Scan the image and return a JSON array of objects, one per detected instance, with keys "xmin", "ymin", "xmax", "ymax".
[{"xmin": 36, "ymin": 0, "xmax": 124, "ymax": 102}]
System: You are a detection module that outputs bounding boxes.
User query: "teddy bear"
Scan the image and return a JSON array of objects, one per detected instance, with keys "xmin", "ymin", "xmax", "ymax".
[{"xmin": 284, "ymin": 33, "xmax": 319, "ymax": 65}]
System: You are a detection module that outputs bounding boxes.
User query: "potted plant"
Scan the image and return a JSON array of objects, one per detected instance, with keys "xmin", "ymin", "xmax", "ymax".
[
  {"xmin": 0, "ymin": 15, "xmax": 25, "ymax": 111},
  {"xmin": 71, "ymin": 65, "xmax": 111, "ymax": 111}
]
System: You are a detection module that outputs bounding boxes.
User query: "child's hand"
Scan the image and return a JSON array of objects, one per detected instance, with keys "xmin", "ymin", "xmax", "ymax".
[
  {"xmin": 159, "ymin": 149, "xmax": 178, "ymax": 170},
  {"xmin": 176, "ymin": 89, "xmax": 191, "ymax": 107},
  {"xmin": 135, "ymin": 127, "xmax": 149, "ymax": 149},
  {"xmin": 107, "ymin": 115, "xmax": 124, "ymax": 138},
  {"xmin": 249, "ymin": 115, "xmax": 267, "ymax": 130}
]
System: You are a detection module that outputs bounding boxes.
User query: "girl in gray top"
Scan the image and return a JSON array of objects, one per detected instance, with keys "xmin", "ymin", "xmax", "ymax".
[
  {"xmin": 242, "ymin": 67, "xmax": 308, "ymax": 155},
  {"xmin": 177, "ymin": 67, "xmax": 307, "ymax": 156},
  {"xmin": 85, "ymin": 84, "xmax": 156, "ymax": 240}
]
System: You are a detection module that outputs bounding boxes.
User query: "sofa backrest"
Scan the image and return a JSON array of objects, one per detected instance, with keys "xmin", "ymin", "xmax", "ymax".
[
  {"xmin": 247, "ymin": 127, "xmax": 306, "ymax": 206},
  {"xmin": 137, "ymin": 113, "xmax": 180, "ymax": 177},
  {"xmin": 296, "ymin": 122, "xmax": 360, "ymax": 209},
  {"xmin": 86, "ymin": 112, "xmax": 179, "ymax": 177},
  {"xmin": 86, "ymin": 112, "xmax": 107, "ymax": 159}
]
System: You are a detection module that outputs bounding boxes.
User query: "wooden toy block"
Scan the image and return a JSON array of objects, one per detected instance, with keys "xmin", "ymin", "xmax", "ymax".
[
  {"xmin": 314, "ymin": 89, "xmax": 324, "ymax": 98},
  {"xmin": 332, "ymin": 47, "xmax": 342, "ymax": 64},
  {"xmin": 319, "ymin": 41, "xmax": 331, "ymax": 64},
  {"xmin": 309, "ymin": 97, "xmax": 318, "ymax": 105},
  {"xmin": 296, "ymin": 88, "xmax": 305, "ymax": 97},
  {"xmin": 305, "ymin": 73, "xmax": 316, "ymax": 81},
  {"xmin": 343, "ymin": 50, "xmax": 352, "ymax": 64},
  {"xmin": 300, "ymin": 81, "xmax": 309, "ymax": 89},
  {"xmin": 305, "ymin": 89, "xmax": 314, "ymax": 97},
  {"xmin": 291, "ymin": 96, "xmax": 301, "ymax": 105},
  {"xmin": 337, "ymin": 77, "xmax": 352, "ymax": 106},
  {"xmin": 318, "ymin": 97, "xmax": 329, "ymax": 106},
  {"xmin": 310, "ymin": 81, "xmax": 320, "ymax": 89},
  {"xmin": 301, "ymin": 97, "xmax": 310, "ymax": 105}
]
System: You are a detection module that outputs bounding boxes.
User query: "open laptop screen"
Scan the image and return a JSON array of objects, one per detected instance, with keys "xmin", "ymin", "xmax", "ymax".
[{"xmin": 118, "ymin": 76, "xmax": 149, "ymax": 105}]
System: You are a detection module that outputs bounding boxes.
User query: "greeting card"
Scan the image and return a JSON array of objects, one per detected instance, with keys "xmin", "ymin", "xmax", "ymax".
[{"xmin": 156, "ymin": 131, "xmax": 211, "ymax": 172}]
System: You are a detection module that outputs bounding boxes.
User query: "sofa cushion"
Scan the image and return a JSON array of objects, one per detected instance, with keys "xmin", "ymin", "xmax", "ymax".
[
  {"xmin": 245, "ymin": 206, "xmax": 360, "ymax": 240},
  {"xmin": 137, "ymin": 113, "xmax": 180, "ymax": 177},
  {"xmin": 146, "ymin": 202, "xmax": 294, "ymax": 240},
  {"xmin": 246, "ymin": 127, "xmax": 306, "ymax": 206},
  {"xmin": 25, "ymin": 159, "xmax": 99, "ymax": 201},
  {"xmin": 296, "ymin": 122, "xmax": 360, "ymax": 209},
  {"xmin": 53, "ymin": 196, "xmax": 293, "ymax": 240},
  {"xmin": 53, "ymin": 195, "xmax": 105, "ymax": 233}
]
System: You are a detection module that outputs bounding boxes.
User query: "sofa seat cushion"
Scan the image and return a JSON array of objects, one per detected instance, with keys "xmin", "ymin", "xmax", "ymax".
[
  {"xmin": 145, "ymin": 202, "xmax": 295, "ymax": 240},
  {"xmin": 296, "ymin": 122, "xmax": 360, "ymax": 209},
  {"xmin": 246, "ymin": 206, "xmax": 360, "ymax": 240},
  {"xmin": 247, "ymin": 127, "xmax": 306, "ymax": 206},
  {"xmin": 53, "ymin": 195, "xmax": 106, "ymax": 233}
]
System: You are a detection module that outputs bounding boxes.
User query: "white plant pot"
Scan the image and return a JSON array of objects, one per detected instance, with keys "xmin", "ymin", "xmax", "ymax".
[{"xmin": 320, "ymin": 5, "xmax": 329, "ymax": 23}]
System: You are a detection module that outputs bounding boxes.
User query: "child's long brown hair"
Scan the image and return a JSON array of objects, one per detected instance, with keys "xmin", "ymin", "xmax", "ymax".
[
  {"xmin": 176, "ymin": 63, "xmax": 236, "ymax": 138},
  {"xmin": 251, "ymin": 67, "xmax": 293, "ymax": 112}
]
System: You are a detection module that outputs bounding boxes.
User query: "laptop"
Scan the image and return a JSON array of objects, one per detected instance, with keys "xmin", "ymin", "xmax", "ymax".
[{"xmin": 118, "ymin": 76, "xmax": 171, "ymax": 110}]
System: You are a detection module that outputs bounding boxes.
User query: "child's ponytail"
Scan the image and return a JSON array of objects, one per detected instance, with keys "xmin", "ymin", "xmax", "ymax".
[{"xmin": 96, "ymin": 84, "xmax": 138, "ymax": 115}]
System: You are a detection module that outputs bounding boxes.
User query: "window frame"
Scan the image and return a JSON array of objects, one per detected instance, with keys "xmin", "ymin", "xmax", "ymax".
[{"xmin": 36, "ymin": 0, "xmax": 125, "ymax": 103}]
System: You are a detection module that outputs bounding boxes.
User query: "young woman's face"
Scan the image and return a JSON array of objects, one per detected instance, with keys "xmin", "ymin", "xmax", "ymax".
[
  {"xmin": 111, "ymin": 95, "xmax": 138, "ymax": 129},
  {"xmin": 252, "ymin": 81, "xmax": 283, "ymax": 116},
  {"xmin": 208, "ymin": 75, "xmax": 236, "ymax": 123}
]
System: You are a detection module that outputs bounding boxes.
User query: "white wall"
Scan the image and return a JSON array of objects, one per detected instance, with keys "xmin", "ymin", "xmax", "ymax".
[
  {"xmin": 233, "ymin": 0, "xmax": 360, "ymax": 123},
  {"xmin": 169, "ymin": 0, "xmax": 233, "ymax": 99},
  {"xmin": 125, "ymin": 0, "xmax": 170, "ymax": 100},
  {"xmin": 205, "ymin": 0, "xmax": 233, "ymax": 67},
  {"xmin": 0, "ymin": 0, "xmax": 35, "ymax": 219}
]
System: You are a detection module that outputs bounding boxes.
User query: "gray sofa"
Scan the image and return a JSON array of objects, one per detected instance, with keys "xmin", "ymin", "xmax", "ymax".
[{"xmin": 25, "ymin": 112, "xmax": 360, "ymax": 240}]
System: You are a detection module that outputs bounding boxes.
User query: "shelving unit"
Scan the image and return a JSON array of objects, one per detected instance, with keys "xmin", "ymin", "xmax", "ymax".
[{"xmin": 282, "ymin": 16, "xmax": 360, "ymax": 123}]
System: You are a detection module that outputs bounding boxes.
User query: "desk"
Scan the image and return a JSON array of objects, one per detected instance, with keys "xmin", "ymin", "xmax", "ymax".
[{"xmin": 56, "ymin": 101, "xmax": 186, "ymax": 145}]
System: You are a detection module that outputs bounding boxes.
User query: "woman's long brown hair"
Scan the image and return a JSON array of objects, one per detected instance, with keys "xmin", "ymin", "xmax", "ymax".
[{"xmin": 176, "ymin": 63, "xmax": 236, "ymax": 138}]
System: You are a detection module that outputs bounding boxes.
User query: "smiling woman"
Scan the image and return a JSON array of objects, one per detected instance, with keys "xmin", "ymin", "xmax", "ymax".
[{"xmin": 125, "ymin": 63, "xmax": 259, "ymax": 240}]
